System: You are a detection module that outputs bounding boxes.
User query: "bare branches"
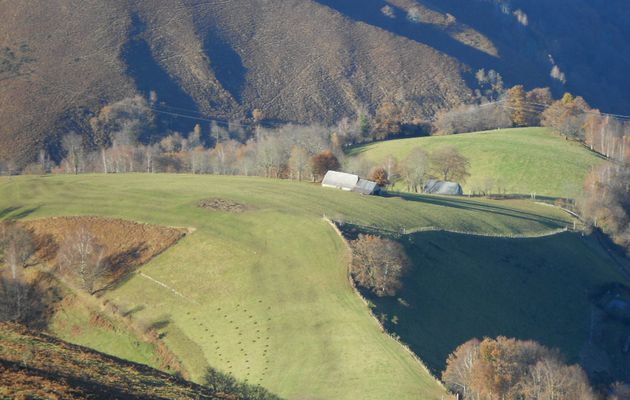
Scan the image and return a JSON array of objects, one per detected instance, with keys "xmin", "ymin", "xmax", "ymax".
[{"xmin": 56, "ymin": 226, "xmax": 108, "ymax": 294}]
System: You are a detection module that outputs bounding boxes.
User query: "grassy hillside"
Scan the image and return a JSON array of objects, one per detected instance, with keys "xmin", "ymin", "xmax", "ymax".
[
  {"xmin": 0, "ymin": 323, "xmax": 262, "ymax": 399},
  {"xmin": 342, "ymin": 229, "xmax": 630, "ymax": 378},
  {"xmin": 349, "ymin": 127, "xmax": 605, "ymax": 198},
  {"xmin": 0, "ymin": 174, "xmax": 573, "ymax": 400}
]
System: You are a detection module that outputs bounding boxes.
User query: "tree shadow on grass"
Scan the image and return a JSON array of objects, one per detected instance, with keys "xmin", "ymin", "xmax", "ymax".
[
  {"xmin": 385, "ymin": 191, "xmax": 570, "ymax": 228},
  {"xmin": 0, "ymin": 206, "xmax": 39, "ymax": 221},
  {"xmin": 96, "ymin": 243, "xmax": 149, "ymax": 293}
]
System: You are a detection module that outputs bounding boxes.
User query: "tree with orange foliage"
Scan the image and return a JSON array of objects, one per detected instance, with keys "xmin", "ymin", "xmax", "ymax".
[
  {"xmin": 310, "ymin": 150, "xmax": 340, "ymax": 182},
  {"xmin": 349, "ymin": 234, "xmax": 408, "ymax": 297},
  {"xmin": 369, "ymin": 167, "xmax": 390, "ymax": 187},
  {"xmin": 443, "ymin": 336, "xmax": 595, "ymax": 400}
]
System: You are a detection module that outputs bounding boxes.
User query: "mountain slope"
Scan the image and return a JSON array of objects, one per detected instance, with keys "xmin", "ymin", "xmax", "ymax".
[
  {"xmin": 0, "ymin": 323, "xmax": 247, "ymax": 399},
  {"xmin": 1, "ymin": 0, "xmax": 628, "ymax": 166}
]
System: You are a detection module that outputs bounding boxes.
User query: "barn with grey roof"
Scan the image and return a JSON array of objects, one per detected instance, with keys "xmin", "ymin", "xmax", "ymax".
[
  {"xmin": 423, "ymin": 179, "xmax": 463, "ymax": 196},
  {"xmin": 321, "ymin": 171, "xmax": 380, "ymax": 195}
]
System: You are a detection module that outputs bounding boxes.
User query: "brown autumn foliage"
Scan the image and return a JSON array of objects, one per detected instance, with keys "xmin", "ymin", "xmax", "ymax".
[
  {"xmin": 442, "ymin": 336, "xmax": 596, "ymax": 400},
  {"xmin": 349, "ymin": 234, "xmax": 408, "ymax": 297},
  {"xmin": 505, "ymin": 85, "xmax": 527, "ymax": 126},
  {"xmin": 579, "ymin": 163, "xmax": 630, "ymax": 254},
  {"xmin": 310, "ymin": 150, "xmax": 341, "ymax": 182},
  {"xmin": 368, "ymin": 167, "xmax": 390, "ymax": 187},
  {"xmin": 541, "ymin": 93, "xmax": 592, "ymax": 140}
]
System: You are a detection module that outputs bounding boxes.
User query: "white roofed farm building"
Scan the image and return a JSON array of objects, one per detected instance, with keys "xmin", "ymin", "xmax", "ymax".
[{"xmin": 321, "ymin": 171, "xmax": 380, "ymax": 195}]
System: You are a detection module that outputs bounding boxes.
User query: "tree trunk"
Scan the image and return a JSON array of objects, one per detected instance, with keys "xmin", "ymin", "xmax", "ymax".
[{"xmin": 101, "ymin": 147, "xmax": 108, "ymax": 174}]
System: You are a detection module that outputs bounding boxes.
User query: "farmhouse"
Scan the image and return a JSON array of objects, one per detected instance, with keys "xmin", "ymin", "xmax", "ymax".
[
  {"xmin": 423, "ymin": 179, "xmax": 463, "ymax": 196},
  {"xmin": 322, "ymin": 171, "xmax": 380, "ymax": 195}
]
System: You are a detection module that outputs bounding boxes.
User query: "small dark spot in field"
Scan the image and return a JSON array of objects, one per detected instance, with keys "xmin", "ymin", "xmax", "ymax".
[{"xmin": 259, "ymin": 300, "xmax": 262, "ymax": 303}]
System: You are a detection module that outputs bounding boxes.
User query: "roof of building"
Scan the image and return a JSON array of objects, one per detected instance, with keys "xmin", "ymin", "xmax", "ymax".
[
  {"xmin": 322, "ymin": 171, "xmax": 379, "ymax": 195},
  {"xmin": 322, "ymin": 171, "xmax": 360, "ymax": 190},
  {"xmin": 424, "ymin": 179, "xmax": 463, "ymax": 196},
  {"xmin": 353, "ymin": 178, "xmax": 379, "ymax": 195}
]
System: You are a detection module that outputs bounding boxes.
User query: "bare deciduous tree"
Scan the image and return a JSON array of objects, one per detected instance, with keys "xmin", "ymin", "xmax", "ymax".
[
  {"xmin": 0, "ymin": 223, "xmax": 35, "ymax": 321},
  {"xmin": 430, "ymin": 146, "xmax": 471, "ymax": 183},
  {"xmin": 288, "ymin": 146, "xmax": 310, "ymax": 181},
  {"xmin": 399, "ymin": 147, "xmax": 429, "ymax": 193},
  {"xmin": 57, "ymin": 226, "xmax": 108, "ymax": 293}
]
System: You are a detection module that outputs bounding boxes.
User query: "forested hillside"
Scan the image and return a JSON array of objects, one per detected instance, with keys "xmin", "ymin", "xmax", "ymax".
[{"xmin": 1, "ymin": 0, "xmax": 628, "ymax": 166}]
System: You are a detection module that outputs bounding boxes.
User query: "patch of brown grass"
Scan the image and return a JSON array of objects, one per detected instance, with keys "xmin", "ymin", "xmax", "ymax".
[
  {"xmin": 23, "ymin": 216, "xmax": 186, "ymax": 286},
  {"xmin": 198, "ymin": 198, "xmax": 251, "ymax": 213}
]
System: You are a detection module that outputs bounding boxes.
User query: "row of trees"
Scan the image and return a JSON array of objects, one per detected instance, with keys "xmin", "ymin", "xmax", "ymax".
[
  {"xmin": 46, "ymin": 96, "xmax": 474, "ymax": 190},
  {"xmin": 580, "ymin": 163, "xmax": 630, "ymax": 254},
  {"xmin": 354, "ymin": 146, "xmax": 471, "ymax": 193},
  {"xmin": 433, "ymin": 85, "xmax": 554, "ymax": 135},
  {"xmin": 442, "ymin": 336, "xmax": 596, "ymax": 400},
  {"xmin": 542, "ymin": 93, "xmax": 630, "ymax": 163}
]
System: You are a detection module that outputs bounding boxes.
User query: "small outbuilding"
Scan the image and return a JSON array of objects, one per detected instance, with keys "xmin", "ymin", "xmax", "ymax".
[
  {"xmin": 322, "ymin": 171, "xmax": 380, "ymax": 195},
  {"xmin": 423, "ymin": 179, "xmax": 463, "ymax": 196}
]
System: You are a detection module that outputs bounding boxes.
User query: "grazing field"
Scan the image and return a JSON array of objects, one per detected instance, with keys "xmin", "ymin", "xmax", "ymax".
[
  {"xmin": 0, "ymin": 174, "xmax": 574, "ymax": 400},
  {"xmin": 349, "ymin": 127, "xmax": 606, "ymax": 198},
  {"xmin": 350, "ymin": 229, "xmax": 630, "ymax": 379}
]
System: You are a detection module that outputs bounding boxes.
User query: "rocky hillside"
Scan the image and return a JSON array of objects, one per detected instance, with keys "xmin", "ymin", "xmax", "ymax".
[{"xmin": 1, "ymin": 0, "xmax": 628, "ymax": 165}]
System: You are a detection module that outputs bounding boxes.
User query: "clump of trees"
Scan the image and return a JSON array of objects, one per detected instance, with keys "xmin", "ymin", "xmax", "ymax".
[
  {"xmin": 429, "ymin": 146, "xmax": 471, "ymax": 182},
  {"xmin": 580, "ymin": 163, "xmax": 630, "ymax": 254},
  {"xmin": 56, "ymin": 226, "xmax": 109, "ymax": 294},
  {"xmin": 349, "ymin": 234, "xmax": 409, "ymax": 297},
  {"xmin": 204, "ymin": 367, "xmax": 282, "ymax": 400},
  {"xmin": 434, "ymin": 102, "xmax": 512, "ymax": 135},
  {"xmin": 442, "ymin": 336, "xmax": 596, "ymax": 400},
  {"xmin": 347, "ymin": 146, "xmax": 470, "ymax": 193},
  {"xmin": 0, "ymin": 222, "xmax": 50, "ymax": 328},
  {"xmin": 434, "ymin": 84, "xmax": 553, "ymax": 135}
]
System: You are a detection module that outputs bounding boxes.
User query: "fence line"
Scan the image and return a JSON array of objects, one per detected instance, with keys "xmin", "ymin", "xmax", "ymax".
[
  {"xmin": 328, "ymin": 216, "xmax": 571, "ymax": 240},
  {"xmin": 323, "ymin": 216, "xmax": 452, "ymax": 396}
]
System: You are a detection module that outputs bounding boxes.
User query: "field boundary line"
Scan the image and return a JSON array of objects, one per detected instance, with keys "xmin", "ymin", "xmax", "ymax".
[
  {"xmin": 138, "ymin": 272, "xmax": 199, "ymax": 305},
  {"xmin": 323, "ymin": 216, "xmax": 450, "ymax": 394}
]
